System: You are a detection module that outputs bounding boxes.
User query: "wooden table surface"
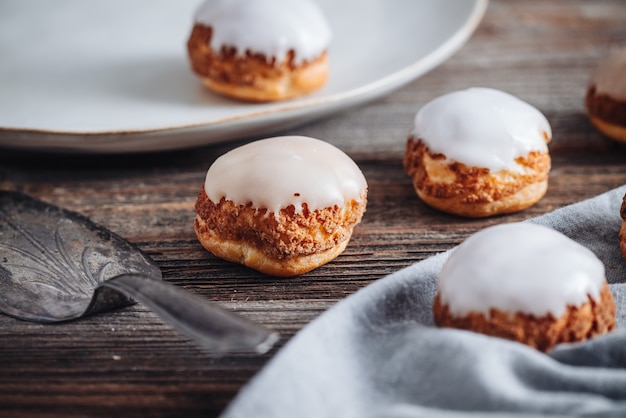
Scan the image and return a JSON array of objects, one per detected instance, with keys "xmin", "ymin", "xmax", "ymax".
[{"xmin": 1, "ymin": 0, "xmax": 626, "ymax": 416}]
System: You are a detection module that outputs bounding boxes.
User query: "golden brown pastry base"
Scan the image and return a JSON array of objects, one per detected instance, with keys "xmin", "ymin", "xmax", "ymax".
[
  {"xmin": 194, "ymin": 224, "xmax": 350, "ymax": 278},
  {"xmin": 194, "ymin": 189, "xmax": 367, "ymax": 277},
  {"xmin": 403, "ymin": 138, "xmax": 551, "ymax": 218},
  {"xmin": 433, "ymin": 283, "xmax": 616, "ymax": 352},
  {"xmin": 187, "ymin": 24, "xmax": 329, "ymax": 102},
  {"xmin": 585, "ymin": 85, "xmax": 626, "ymax": 143}
]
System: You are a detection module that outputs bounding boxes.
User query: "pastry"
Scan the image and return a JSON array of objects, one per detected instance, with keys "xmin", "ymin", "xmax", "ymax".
[
  {"xmin": 433, "ymin": 223, "xmax": 615, "ymax": 352},
  {"xmin": 194, "ymin": 136, "xmax": 368, "ymax": 277},
  {"xmin": 403, "ymin": 87, "xmax": 552, "ymax": 218},
  {"xmin": 585, "ymin": 49, "xmax": 626, "ymax": 143},
  {"xmin": 186, "ymin": 0, "xmax": 331, "ymax": 102},
  {"xmin": 618, "ymin": 192, "xmax": 626, "ymax": 260}
]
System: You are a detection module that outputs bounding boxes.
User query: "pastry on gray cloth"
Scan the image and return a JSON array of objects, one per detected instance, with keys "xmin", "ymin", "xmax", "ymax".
[
  {"xmin": 618, "ymin": 191, "xmax": 626, "ymax": 260},
  {"xmin": 433, "ymin": 222, "xmax": 615, "ymax": 352},
  {"xmin": 221, "ymin": 185, "xmax": 626, "ymax": 418}
]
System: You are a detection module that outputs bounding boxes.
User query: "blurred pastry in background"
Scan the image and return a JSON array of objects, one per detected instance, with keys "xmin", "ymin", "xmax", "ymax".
[
  {"xmin": 404, "ymin": 87, "xmax": 552, "ymax": 218},
  {"xmin": 585, "ymin": 49, "xmax": 626, "ymax": 143},
  {"xmin": 186, "ymin": 0, "xmax": 332, "ymax": 102}
]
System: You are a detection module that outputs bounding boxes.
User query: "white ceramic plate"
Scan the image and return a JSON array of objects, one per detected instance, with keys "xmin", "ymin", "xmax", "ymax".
[{"xmin": 0, "ymin": 0, "xmax": 487, "ymax": 153}]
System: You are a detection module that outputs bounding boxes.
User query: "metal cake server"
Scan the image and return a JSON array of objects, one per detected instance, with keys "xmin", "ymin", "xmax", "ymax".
[{"xmin": 0, "ymin": 190, "xmax": 278, "ymax": 354}]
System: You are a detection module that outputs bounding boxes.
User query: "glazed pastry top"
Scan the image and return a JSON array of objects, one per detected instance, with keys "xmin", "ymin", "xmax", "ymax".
[
  {"xmin": 193, "ymin": 0, "xmax": 332, "ymax": 64},
  {"xmin": 589, "ymin": 49, "xmax": 626, "ymax": 101},
  {"xmin": 204, "ymin": 136, "xmax": 367, "ymax": 215},
  {"xmin": 438, "ymin": 223, "xmax": 605, "ymax": 318},
  {"xmin": 412, "ymin": 87, "xmax": 551, "ymax": 171}
]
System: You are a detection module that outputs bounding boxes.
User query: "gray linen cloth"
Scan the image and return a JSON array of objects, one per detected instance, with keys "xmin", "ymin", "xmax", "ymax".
[{"xmin": 221, "ymin": 185, "xmax": 626, "ymax": 418}]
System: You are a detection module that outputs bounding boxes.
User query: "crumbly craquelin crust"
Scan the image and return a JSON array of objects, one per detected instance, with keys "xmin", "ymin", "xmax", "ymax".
[
  {"xmin": 187, "ymin": 24, "xmax": 329, "ymax": 102},
  {"xmin": 194, "ymin": 188, "xmax": 367, "ymax": 276},
  {"xmin": 433, "ymin": 283, "xmax": 615, "ymax": 352},
  {"xmin": 403, "ymin": 138, "xmax": 551, "ymax": 217}
]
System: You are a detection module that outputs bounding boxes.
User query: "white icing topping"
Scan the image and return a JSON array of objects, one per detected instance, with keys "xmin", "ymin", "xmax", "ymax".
[
  {"xmin": 590, "ymin": 49, "xmax": 626, "ymax": 101},
  {"xmin": 438, "ymin": 223, "xmax": 605, "ymax": 318},
  {"xmin": 412, "ymin": 88, "xmax": 551, "ymax": 171},
  {"xmin": 193, "ymin": 0, "xmax": 332, "ymax": 64},
  {"xmin": 204, "ymin": 136, "xmax": 367, "ymax": 215}
]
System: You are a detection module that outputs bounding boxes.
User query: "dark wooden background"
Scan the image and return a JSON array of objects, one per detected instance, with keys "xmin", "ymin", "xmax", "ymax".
[{"xmin": 1, "ymin": 0, "xmax": 626, "ymax": 416}]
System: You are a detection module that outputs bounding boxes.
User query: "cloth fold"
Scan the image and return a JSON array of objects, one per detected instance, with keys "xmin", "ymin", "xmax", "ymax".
[{"xmin": 221, "ymin": 185, "xmax": 626, "ymax": 418}]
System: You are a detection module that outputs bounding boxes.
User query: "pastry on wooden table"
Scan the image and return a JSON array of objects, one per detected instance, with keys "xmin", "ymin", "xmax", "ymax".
[
  {"xmin": 585, "ymin": 48, "xmax": 626, "ymax": 143},
  {"xmin": 194, "ymin": 136, "xmax": 368, "ymax": 277},
  {"xmin": 404, "ymin": 87, "xmax": 552, "ymax": 218}
]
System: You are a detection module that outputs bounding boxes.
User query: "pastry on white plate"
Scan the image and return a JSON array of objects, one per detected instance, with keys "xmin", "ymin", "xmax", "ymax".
[{"xmin": 186, "ymin": 0, "xmax": 331, "ymax": 102}]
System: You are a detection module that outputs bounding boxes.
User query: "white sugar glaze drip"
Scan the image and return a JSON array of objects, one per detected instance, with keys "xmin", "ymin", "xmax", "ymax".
[
  {"xmin": 438, "ymin": 223, "xmax": 605, "ymax": 318},
  {"xmin": 204, "ymin": 136, "xmax": 367, "ymax": 215},
  {"xmin": 589, "ymin": 49, "xmax": 626, "ymax": 101},
  {"xmin": 412, "ymin": 88, "xmax": 551, "ymax": 171},
  {"xmin": 193, "ymin": 0, "xmax": 332, "ymax": 64}
]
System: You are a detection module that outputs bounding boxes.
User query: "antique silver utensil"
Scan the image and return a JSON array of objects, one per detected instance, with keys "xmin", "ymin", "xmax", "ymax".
[{"xmin": 0, "ymin": 190, "xmax": 278, "ymax": 354}]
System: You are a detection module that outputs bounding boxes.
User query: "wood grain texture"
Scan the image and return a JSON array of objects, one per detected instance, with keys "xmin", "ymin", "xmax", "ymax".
[{"xmin": 1, "ymin": 0, "xmax": 626, "ymax": 416}]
